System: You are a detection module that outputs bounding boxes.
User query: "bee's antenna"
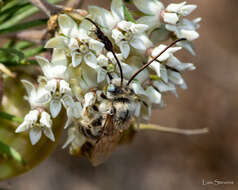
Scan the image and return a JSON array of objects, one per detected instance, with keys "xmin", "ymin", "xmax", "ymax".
[
  {"xmin": 127, "ymin": 38, "xmax": 186, "ymax": 86},
  {"xmin": 107, "ymin": 72, "xmax": 113, "ymax": 81},
  {"xmin": 85, "ymin": 18, "xmax": 124, "ymax": 86}
]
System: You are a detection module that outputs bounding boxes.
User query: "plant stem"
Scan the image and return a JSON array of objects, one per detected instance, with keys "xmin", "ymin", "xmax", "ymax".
[
  {"xmin": 139, "ymin": 124, "xmax": 209, "ymax": 136},
  {"xmin": 29, "ymin": 0, "xmax": 62, "ymax": 17}
]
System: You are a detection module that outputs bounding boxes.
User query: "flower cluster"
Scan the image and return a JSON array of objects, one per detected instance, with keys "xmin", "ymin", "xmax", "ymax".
[{"xmin": 15, "ymin": 0, "xmax": 200, "ymax": 147}]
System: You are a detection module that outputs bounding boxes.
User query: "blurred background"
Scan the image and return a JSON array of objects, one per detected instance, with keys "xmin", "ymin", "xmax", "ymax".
[{"xmin": 1, "ymin": 0, "xmax": 238, "ymax": 189}]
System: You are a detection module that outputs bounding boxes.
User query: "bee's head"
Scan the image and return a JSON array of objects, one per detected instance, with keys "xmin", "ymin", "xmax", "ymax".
[{"xmin": 107, "ymin": 78, "xmax": 134, "ymax": 99}]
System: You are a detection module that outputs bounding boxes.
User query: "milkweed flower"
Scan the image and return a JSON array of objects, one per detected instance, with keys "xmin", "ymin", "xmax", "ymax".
[
  {"xmin": 15, "ymin": 0, "xmax": 201, "ymax": 148},
  {"xmin": 15, "ymin": 110, "xmax": 54, "ymax": 145}
]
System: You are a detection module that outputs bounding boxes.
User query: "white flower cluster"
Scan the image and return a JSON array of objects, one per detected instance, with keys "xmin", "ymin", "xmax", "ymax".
[{"xmin": 15, "ymin": 0, "xmax": 200, "ymax": 145}]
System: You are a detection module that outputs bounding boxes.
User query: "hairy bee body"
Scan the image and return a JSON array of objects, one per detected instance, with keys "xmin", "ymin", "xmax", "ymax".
[{"xmin": 76, "ymin": 79, "xmax": 137, "ymax": 165}]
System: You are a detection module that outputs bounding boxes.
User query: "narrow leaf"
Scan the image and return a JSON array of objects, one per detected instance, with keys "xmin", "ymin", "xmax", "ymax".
[
  {"xmin": 0, "ymin": 48, "xmax": 24, "ymax": 63},
  {"xmin": 0, "ymin": 141, "xmax": 25, "ymax": 165},
  {"xmin": 0, "ymin": 112, "xmax": 24, "ymax": 123},
  {"xmin": 0, "ymin": 19, "xmax": 47, "ymax": 34},
  {"xmin": 123, "ymin": 4, "xmax": 135, "ymax": 23}
]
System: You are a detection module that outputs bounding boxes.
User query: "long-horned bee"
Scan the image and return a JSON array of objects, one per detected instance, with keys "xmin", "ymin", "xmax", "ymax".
[{"xmin": 66, "ymin": 18, "xmax": 188, "ymax": 166}]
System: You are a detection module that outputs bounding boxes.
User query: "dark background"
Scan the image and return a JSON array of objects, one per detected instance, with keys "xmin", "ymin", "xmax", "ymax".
[{"xmin": 1, "ymin": 0, "xmax": 238, "ymax": 189}]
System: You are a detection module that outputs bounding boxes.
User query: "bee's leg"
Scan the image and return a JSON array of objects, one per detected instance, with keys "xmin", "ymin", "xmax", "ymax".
[{"xmin": 137, "ymin": 124, "xmax": 209, "ymax": 136}]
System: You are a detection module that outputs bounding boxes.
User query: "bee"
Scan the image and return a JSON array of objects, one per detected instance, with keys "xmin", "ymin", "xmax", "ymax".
[{"xmin": 68, "ymin": 18, "xmax": 186, "ymax": 166}]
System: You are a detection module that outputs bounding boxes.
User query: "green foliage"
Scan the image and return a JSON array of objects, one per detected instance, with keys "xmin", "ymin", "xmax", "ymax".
[
  {"xmin": 123, "ymin": 3, "xmax": 135, "ymax": 23},
  {"xmin": 0, "ymin": 0, "xmax": 61, "ymax": 31},
  {"xmin": 0, "ymin": 141, "xmax": 25, "ymax": 166},
  {"xmin": 0, "ymin": 112, "xmax": 24, "ymax": 123},
  {"xmin": 0, "ymin": 19, "xmax": 47, "ymax": 35}
]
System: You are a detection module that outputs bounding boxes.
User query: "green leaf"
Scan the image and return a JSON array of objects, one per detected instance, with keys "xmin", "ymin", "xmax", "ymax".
[
  {"xmin": 0, "ymin": 19, "xmax": 47, "ymax": 34},
  {"xmin": 23, "ymin": 46, "xmax": 45, "ymax": 58},
  {"xmin": 14, "ymin": 41, "xmax": 35, "ymax": 50},
  {"xmin": 0, "ymin": 48, "xmax": 24, "ymax": 64},
  {"xmin": 0, "ymin": 112, "xmax": 24, "ymax": 123},
  {"xmin": 123, "ymin": 3, "xmax": 135, "ymax": 23},
  {"xmin": 0, "ymin": 2, "xmax": 29, "ymax": 24},
  {"xmin": 0, "ymin": 0, "xmax": 62, "ymax": 30},
  {"xmin": 0, "ymin": 141, "xmax": 25, "ymax": 165}
]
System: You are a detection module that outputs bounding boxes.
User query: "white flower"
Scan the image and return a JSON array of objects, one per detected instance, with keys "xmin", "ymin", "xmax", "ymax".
[
  {"xmin": 145, "ymin": 86, "xmax": 161, "ymax": 104},
  {"xmin": 166, "ymin": 2, "xmax": 197, "ymax": 17},
  {"xmin": 45, "ymin": 14, "xmax": 104, "ymax": 68},
  {"xmin": 84, "ymin": 92, "xmax": 96, "ymax": 109},
  {"xmin": 45, "ymin": 79, "xmax": 73, "ymax": 118},
  {"xmin": 64, "ymin": 102, "xmax": 83, "ymax": 129},
  {"xmin": 89, "ymin": 0, "xmax": 149, "ymax": 58},
  {"xmin": 88, "ymin": 0, "xmax": 125, "ymax": 34},
  {"xmin": 15, "ymin": 110, "xmax": 54, "ymax": 145},
  {"xmin": 148, "ymin": 44, "xmax": 195, "ymax": 78},
  {"xmin": 167, "ymin": 70, "xmax": 187, "ymax": 90},
  {"xmin": 21, "ymin": 80, "xmax": 51, "ymax": 108},
  {"xmin": 133, "ymin": 0, "xmax": 164, "ymax": 29},
  {"xmin": 153, "ymin": 80, "xmax": 176, "ymax": 93},
  {"xmin": 165, "ymin": 18, "xmax": 200, "ymax": 41},
  {"xmin": 36, "ymin": 52, "xmax": 69, "ymax": 81},
  {"xmin": 112, "ymin": 20, "xmax": 148, "ymax": 58}
]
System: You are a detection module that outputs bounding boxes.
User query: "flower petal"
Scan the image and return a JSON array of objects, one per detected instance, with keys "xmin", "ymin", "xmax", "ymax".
[
  {"xmin": 111, "ymin": 0, "xmax": 125, "ymax": 21},
  {"xmin": 136, "ymin": 15, "xmax": 159, "ymax": 29},
  {"xmin": 97, "ymin": 68, "xmax": 107, "ymax": 83},
  {"xmin": 177, "ymin": 40, "xmax": 196, "ymax": 56},
  {"xmin": 180, "ymin": 29, "xmax": 199, "ymax": 41},
  {"xmin": 60, "ymin": 80, "xmax": 71, "ymax": 94},
  {"xmin": 168, "ymin": 70, "xmax": 184, "ymax": 85},
  {"xmin": 35, "ymin": 56, "xmax": 50, "ymax": 77},
  {"xmin": 72, "ymin": 52, "xmax": 82, "ymax": 67},
  {"xmin": 166, "ymin": 2, "xmax": 186, "ymax": 12},
  {"xmin": 29, "ymin": 128, "xmax": 42, "ymax": 145},
  {"xmin": 84, "ymin": 92, "xmax": 96, "ymax": 108},
  {"xmin": 88, "ymin": 6, "xmax": 116, "ymax": 31},
  {"xmin": 118, "ymin": 41, "xmax": 130, "ymax": 58},
  {"xmin": 133, "ymin": 0, "xmax": 164, "ymax": 15},
  {"xmin": 44, "ymin": 36, "xmax": 68, "ymax": 49},
  {"xmin": 45, "ymin": 79, "xmax": 57, "ymax": 94},
  {"xmin": 89, "ymin": 38, "xmax": 104, "ymax": 54},
  {"xmin": 179, "ymin": 4, "xmax": 197, "ymax": 16},
  {"xmin": 72, "ymin": 102, "xmax": 82, "ymax": 118},
  {"xmin": 149, "ymin": 60, "xmax": 161, "ymax": 77},
  {"xmin": 112, "ymin": 29, "xmax": 124, "ymax": 43},
  {"xmin": 97, "ymin": 54, "xmax": 108, "ymax": 67},
  {"xmin": 131, "ymin": 82, "xmax": 147, "ymax": 96},
  {"xmin": 40, "ymin": 111, "xmax": 52, "ymax": 128},
  {"xmin": 15, "ymin": 122, "xmax": 29, "ymax": 133},
  {"xmin": 43, "ymin": 128, "xmax": 55, "ymax": 142},
  {"xmin": 35, "ymin": 88, "xmax": 51, "ymax": 105},
  {"xmin": 130, "ymin": 36, "xmax": 146, "ymax": 51},
  {"xmin": 58, "ymin": 14, "xmax": 79, "ymax": 37},
  {"xmin": 62, "ymin": 94, "xmax": 74, "ymax": 108},
  {"xmin": 163, "ymin": 12, "xmax": 179, "ymax": 25},
  {"xmin": 117, "ymin": 21, "xmax": 132, "ymax": 31},
  {"xmin": 145, "ymin": 86, "xmax": 161, "ymax": 104},
  {"xmin": 21, "ymin": 80, "xmax": 36, "ymax": 98},
  {"xmin": 153, "ymin": 81, "xmax": 176, "ymax": 92},
  {"xmin": 130, "ymin": 23, "xmax": 149, "ymax": 34},
  {"xmin": 160, "ymin": 64, "xmax": 168, "ymax": 83},
  {"xmin": 52, "ymin": 49, "xmax": 68, "ymax": 66},
  {"xmin": 50, "ymin": 99, "xmax": 62, "ymax": 118},
  {"xmin": 25, "ymin": 110, "xmax": 39, "ymax": 123},
  {"xmin": 84, "ymin": 52, "xmax": 98, "ymax": 69}
]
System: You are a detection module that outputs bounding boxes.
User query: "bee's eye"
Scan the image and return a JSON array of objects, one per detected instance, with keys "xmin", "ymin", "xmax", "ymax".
[{"xmin": 108, "ymin": 84, "xmax": 116, "ymax": 93}]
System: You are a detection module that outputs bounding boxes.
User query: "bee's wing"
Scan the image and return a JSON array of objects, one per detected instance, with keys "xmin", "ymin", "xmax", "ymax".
[{"xmin": 87, "ymin": 114, "xmax": 122, "ymax": 166}]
